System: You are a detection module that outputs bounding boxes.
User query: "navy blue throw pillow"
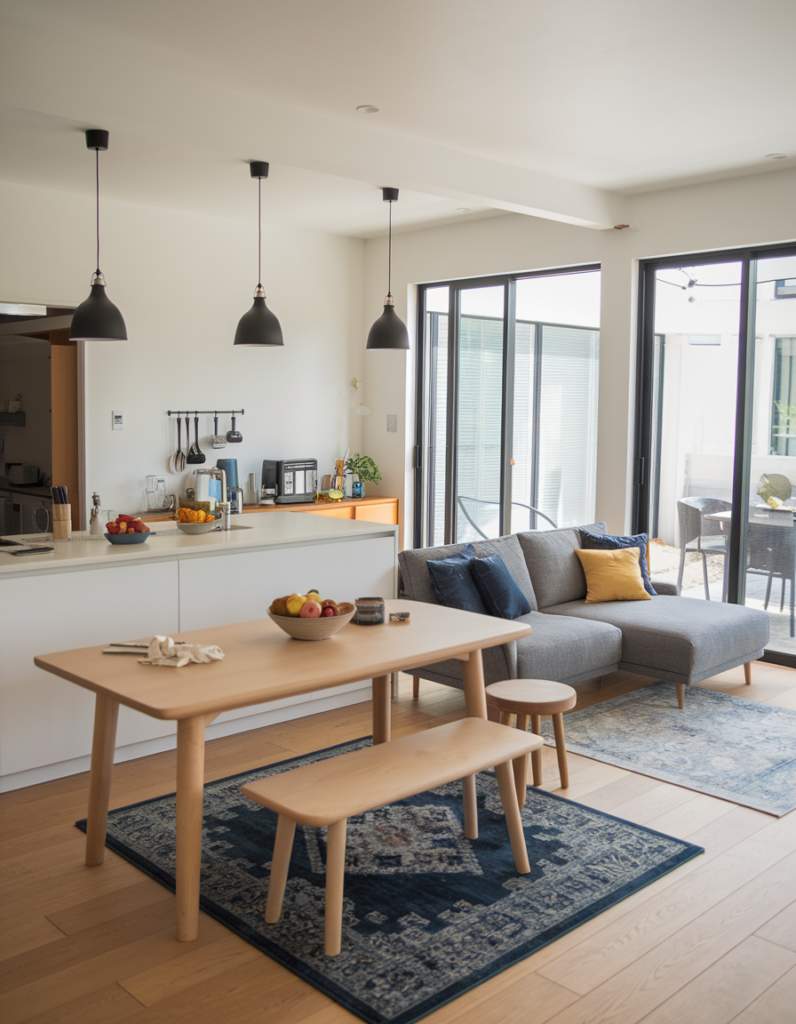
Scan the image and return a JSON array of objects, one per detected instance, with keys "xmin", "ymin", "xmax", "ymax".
[
  {"xmin": 470, "ymin": 554, "xmax": 532, "ymax": 619},
  {"xmin": 580, "ymin": 528, "xmax": 656, "ymax": 596},
  {"xmin": 426, "ymin": 544, "xmax": 487, "ymax": 614}
]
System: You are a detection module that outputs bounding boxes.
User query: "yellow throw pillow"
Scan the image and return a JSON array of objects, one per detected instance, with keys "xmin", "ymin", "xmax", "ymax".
[{"xmin": 574, "ymin": 547, "xmax": 652, "ymax": 604}]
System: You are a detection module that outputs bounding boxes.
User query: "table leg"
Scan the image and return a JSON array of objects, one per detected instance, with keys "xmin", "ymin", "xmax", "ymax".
[
  {"xmin": 372, "ymin": 675, "xmax": 391, "ymax": 744},
  {"xmin": 461, "ymin": 649, "xmax": 487, "ymax": 719},
  {"xmin": 325, "ymin": 819, "xmax": 347, "ymax": 956},
  {"xmin": 176, "ymin": 715, "xmax": 207, "ymax": 942},
  {"xmin": 85, "ymin": 693, "xmax": 120, "ymax": 867}
]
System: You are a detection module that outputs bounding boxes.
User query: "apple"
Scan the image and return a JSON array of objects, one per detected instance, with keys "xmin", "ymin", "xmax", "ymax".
[
  {"xmin": 300, "ymin": 600, "xmax": 322, "ymax": 618},
  {"xmin": 321, "ymin": 599, "xmax": 338, "ymax": 614},
  {"xmin": 320, "ymin": 606, "xmax": 336, "ymax": 617}
]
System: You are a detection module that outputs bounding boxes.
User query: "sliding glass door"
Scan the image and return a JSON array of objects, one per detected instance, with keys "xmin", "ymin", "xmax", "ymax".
[
  {"xmin": 635, "ymin": 245, "xmax": 796, "ymax": 663},
  {"xmin": 415, "ymin": 267, "xmax": 600, "ymax": 548}
]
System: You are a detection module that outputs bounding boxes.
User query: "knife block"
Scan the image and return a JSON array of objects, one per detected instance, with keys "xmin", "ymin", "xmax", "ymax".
[{"xmin": 52, "ymin": 503, "xmax": 72, "ymax": 541}]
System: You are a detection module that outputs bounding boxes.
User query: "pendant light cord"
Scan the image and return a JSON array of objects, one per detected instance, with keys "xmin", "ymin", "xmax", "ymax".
[
  {"xmin": 387, "ymin": 200, "xmax": 393, "ymax": 298},
  {"xmin": 95, "ymin": 146, "xmax": 100, "ymax": 274},
  {"xmin": 258, "ymin": 176, "xmax": 262, "ymax": 286}
]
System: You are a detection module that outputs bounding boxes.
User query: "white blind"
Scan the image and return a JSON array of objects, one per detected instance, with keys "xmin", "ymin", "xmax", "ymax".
[{"xmin": 538, "ymin": 325, "xmax": 600, "ymax": 527}]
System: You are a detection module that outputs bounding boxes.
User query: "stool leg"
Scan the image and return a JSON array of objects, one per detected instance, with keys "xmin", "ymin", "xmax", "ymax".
[
  {"xmin": 552, "ymin": 713, "xmax": 569, "ymax": 789},
  {"xmin": 530, "ymin": 714, "xmax": 542, "ymax": 786},
  {"xmin": 494, "ymin": 762, "xmax": 530, "ymax": 873},
  {"xmin": 412, "ymin": 675, "xmax": 420, "ymax": 699},
  {"xmin": 462, "ymin": 774, "xmax": 478, "ymax": 840},
  {"xmin": 325, "ymin": 819, "xmax": 347, "ymax": 956},
  {"xmin": 265, "ymin": 815, "xmax": 297, "ymax": 924},
  {"xmin": 512, "ymin": 713, "xmax": 531, "ymax": 809}
]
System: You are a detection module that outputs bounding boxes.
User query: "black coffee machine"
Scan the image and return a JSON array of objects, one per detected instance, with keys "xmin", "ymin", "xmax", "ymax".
[{"xmin": 261, "ymin": 459, "xmax": 317, "ymax": 503}]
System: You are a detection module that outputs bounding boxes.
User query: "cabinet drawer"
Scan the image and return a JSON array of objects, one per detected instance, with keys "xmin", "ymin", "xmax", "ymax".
[
  {"xmin": 301, "ymin": 505, "xmax": 354, "ymax": 519},
  {"xmin": 354, "ymin": 502, "xmax": 398, "ymax": 525}
]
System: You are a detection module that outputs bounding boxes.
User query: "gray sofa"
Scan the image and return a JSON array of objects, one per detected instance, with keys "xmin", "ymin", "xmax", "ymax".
[{"xmin": 397, "ymin": 523, "xmax": 770, "ymax": 706}]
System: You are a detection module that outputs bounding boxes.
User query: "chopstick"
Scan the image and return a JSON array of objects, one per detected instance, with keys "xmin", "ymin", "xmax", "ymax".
[{"xmin": 51, "ymin": 486, "xmax": 69, "ymax": 504}]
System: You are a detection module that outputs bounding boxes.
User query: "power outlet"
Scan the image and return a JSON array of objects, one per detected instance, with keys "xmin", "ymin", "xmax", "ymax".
[
  {"xmin": 386, "ymin": 414, "xmax": 398, "ymax": 433},
  {"xmin": 112, "ymin": 410, "xmax": 125, "ymax": 430}
]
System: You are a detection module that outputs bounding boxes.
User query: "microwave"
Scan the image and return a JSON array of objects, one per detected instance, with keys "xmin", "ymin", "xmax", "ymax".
[{"xmin": 262, "ymin": 459, "xmax": 317, "ymax": 504}]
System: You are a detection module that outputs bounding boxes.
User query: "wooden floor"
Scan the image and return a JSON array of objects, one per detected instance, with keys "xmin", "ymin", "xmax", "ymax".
[{"xmin": 2, "ymin": 663, "xmax": 796, "ymax": 1024}]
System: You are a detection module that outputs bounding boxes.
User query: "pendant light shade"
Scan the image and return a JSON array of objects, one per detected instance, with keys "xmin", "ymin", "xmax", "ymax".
[
  {"xmin": 234, "ymin": 161, "xmax": 283, "ymax": 347},
  {"xmin": 70, "ymin": 129, "xmax": 127, "ymax": 342},
  {"xmin": 366, "ymin": 187, "xmax": 409, "ymax": 350}
]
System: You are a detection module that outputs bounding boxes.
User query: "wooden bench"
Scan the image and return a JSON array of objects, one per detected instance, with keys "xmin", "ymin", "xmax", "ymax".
[{"xmin": 241, "ymin": 717, "xmax": 544, "ymax": 955}]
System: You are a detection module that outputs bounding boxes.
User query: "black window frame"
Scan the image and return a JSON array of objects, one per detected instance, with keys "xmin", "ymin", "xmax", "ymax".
[{"xmin": 413, "ymin": 264, "xmax": 601, "ymax": 550}]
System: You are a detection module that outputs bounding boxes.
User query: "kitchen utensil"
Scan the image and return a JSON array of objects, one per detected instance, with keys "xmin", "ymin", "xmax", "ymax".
[
  {"xmin": 267, "ymin": 607, "xmax": 356, "ymax": 641},
  {"xmin": 182, "ymin": 417, "xmax": 189, "ymax": 469},
  {"xmin": 212, "ymin": 414, "xmax": 226, "ymax": 449},
  {"xmin": 226, "ymin": 415, "xmax": 243, "ymax": 443},
  {"xmin": 170, "ymin": 418, "xmax": 185, "ymax": 472},
  {"xmin": 187, "ymin": 415, "xmax": 206, "ymax": 465}
]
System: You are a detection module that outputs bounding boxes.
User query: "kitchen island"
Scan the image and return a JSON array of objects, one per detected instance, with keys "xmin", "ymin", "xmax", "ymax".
[{"xmin": 0, "ymin": 513, "xmax": 397, "ymax": 791}]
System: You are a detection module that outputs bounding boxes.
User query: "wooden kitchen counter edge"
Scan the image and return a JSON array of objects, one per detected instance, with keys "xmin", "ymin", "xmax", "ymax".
[
  {"xmin": 33, "ymin": 606, "xmax": 531, "ymax": 721},
  {"xmin": 140, "ymin": 496, "xmax": 399, "ymax": 522}
]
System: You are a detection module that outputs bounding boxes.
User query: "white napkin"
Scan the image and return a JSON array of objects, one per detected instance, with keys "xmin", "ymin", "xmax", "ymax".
[{"xmin": 139, "ymin": 635, "xmax": 225, "ymax": 668}]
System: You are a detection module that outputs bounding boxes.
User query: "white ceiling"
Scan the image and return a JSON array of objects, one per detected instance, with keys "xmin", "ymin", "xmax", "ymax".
[{"xmin": 1, "ymin": 0, "xmax": 794, "ymax": 236}]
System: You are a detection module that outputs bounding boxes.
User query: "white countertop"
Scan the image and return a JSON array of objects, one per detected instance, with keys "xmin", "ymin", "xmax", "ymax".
[{"xmin": 0, "ymin": 512, "xmax": 398, "ymax": 579}]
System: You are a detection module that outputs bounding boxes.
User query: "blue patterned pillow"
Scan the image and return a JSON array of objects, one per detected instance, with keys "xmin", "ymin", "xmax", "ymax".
[
  {"xmin": 470, "ymin": 554, "xmax": 532, "ymax": 619},
  {"xmin": 579, "ymin": 529, "xmax": 656, "ymax": 596},
  {"xmin": 426, "ymin": 544, "xmax": 487, "ymax": 614}
]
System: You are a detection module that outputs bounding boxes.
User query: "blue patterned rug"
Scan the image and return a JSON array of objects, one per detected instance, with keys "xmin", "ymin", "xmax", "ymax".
[
  {"xmin": 541, "ymin": 682, "xmax": 796, "ymax": 816},
  {"xmin": 77, "ymin": 738, "xmax": 702, "ymax": 1024}
]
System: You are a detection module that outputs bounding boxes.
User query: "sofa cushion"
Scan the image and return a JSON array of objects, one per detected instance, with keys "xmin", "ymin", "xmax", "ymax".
[
  {"xmin": 474, "ymin": 535, "xmax": 538, "ymax": 611},
  {"xmin": 580, "ymin": 528, "xmax": 656, "ymax": 596},
  {"xmin": 471, "ymin": 554, "xmax": 532, "ymax": 618},
  {"xmin": 574, "ymin": 547, "xmax": 652, "ymax": 603},
  {"xmin": 543, "ymin": 596, "xmax": 769, "ymax": 684},
  {"xmin": 518, "ymin": 523, "xmax": 607, "ymax": 609},
  {"xmin": 515, "ymin": 611, "xmax": 622, "ymax": 683},
  {"xmin": 426, "ymin": 544, "xmax": 487, "ymax": 614},
  {"xmin": 399, "ymin": 542, "xmax": 470, "ymax": 604}
]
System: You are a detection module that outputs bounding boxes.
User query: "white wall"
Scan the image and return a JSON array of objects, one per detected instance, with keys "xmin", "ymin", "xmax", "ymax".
[
  {"xmin": 0, "ymin": 180, "xmax": 366, "ymax": 516},
  {"xmin": 364, "ymin": 166, "xmax": 796, "ymax": 539}
]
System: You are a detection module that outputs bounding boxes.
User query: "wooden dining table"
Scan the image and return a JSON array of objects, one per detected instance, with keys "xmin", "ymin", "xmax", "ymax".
[{"xmin": 34, "ymin": 599, "xmax": 531, "ymax": 941}]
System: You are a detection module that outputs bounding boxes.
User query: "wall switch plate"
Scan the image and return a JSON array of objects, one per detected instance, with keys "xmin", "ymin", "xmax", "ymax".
[
  {"xmin": 387, "ymin": 414, "xmax": 398, "ymax": 433},
  {"xmin": 112, "ymin": 410, "xmax": 125, "ymax": 430}
]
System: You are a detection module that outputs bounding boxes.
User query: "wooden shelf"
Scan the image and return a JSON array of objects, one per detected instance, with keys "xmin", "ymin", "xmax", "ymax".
[{"xmin": 0, "ymin": 412, "xmax": 25, "ymax": 427}]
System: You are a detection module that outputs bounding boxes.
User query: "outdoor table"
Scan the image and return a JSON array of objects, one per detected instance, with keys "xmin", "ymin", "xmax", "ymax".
[{"xmin": 34, "ymin": 600, "xmax": 531, "ymax": 940}]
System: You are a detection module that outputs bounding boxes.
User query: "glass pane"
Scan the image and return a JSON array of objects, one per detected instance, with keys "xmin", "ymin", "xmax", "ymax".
[
  {"xmin": 425, "ymin": 287, "xmax": 449, "ymax": 547},
  {"xmin": 744, "ymin": 254, "xmax": 796, "ymax": 654},
  {"xmin": 512, "ymin": 271, "xmax": 600, "ymax": 531},
  {"xmin": 646, "ymin": 262, "xmax": 742, "ymax": 598},
  {"xmin": 455, "ymin": 285, "xmax": 504, "ymax": 541}
]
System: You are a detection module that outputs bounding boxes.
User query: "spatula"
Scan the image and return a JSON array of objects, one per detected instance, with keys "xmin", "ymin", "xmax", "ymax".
[{"xmin": 187, "ymin": 415, "xmax": 206, "ymax": 464}]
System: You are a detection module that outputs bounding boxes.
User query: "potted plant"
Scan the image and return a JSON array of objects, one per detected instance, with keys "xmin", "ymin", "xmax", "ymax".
[{"xmin": 344, "ymin": 453, "xmax": 382, "ymax": 497}]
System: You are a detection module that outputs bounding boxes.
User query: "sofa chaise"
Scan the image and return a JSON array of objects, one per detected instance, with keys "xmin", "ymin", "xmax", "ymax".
[{"xmin": 397, "ymin": 523, "xmax": 770, "ymax": 707}]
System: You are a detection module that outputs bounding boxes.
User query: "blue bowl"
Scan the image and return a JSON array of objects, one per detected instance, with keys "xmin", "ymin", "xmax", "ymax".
[{"xmin": 105, "ymin": 531, "xmax": 149, "ymax": 545}]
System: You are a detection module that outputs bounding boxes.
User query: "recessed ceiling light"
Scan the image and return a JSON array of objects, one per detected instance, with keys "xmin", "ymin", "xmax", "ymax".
[
  {"xmin": 356, "ymin": 104, "xmax": 379, "ymax": 114},
  {"xmin": 456, "ymin": 207, "xmax": 472, "ymax": 214},
  {"xmin": 765, "ymin": 153, "xmax": 787, "ymax": 160}
]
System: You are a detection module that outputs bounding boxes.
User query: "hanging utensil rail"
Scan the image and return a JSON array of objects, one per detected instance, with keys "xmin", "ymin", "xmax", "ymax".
[{"xmin": 167, "ymin": 409, "xmax": 245, "ymax": 416}]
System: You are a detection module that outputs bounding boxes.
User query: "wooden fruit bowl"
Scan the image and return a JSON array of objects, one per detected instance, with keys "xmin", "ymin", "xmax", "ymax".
[{"xmin": 267, "ymin": 608, "xmax": 356, "ymax": 640}]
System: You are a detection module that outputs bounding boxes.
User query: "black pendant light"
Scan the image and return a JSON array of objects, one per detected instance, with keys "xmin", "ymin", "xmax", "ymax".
[
  {"xmin": 367, "ymin": 187, "xmax": 409, "ymax": 350},
  {"xmin": 70, "ymin": 129, "xmax": 127, "ymax": 342},
  {"xmin": 234, "ymin": 161, "xmax": 283, "ymax": 347}
]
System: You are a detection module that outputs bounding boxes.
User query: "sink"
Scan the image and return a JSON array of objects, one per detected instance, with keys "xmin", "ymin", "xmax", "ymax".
[{"xmin": 211, "ymin": 524, "xmax": 253, "ymax": 531}]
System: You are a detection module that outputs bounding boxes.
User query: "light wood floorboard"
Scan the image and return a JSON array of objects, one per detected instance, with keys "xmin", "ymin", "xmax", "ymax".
[{"xmin": 0, "ymin": 664, "xmax": 794, "ymax": 1023}]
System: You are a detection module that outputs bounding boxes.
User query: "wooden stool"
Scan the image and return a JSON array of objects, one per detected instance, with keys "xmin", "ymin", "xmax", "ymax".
[
  {"xmin": 485, "ymin": 679, "xmax": 577, "ymax": 804},
  {"xmin": 241, "ymin": 717, "xmax": 542, "ymax": 956}
]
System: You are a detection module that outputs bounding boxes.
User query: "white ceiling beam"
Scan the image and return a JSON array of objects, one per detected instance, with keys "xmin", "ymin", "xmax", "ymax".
[{"xmin": 0, "ymin": 18, "xmax": 628, "ymax": 230}]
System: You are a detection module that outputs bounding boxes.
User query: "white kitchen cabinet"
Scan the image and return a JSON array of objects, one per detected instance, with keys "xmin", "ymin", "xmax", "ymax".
[{"xmin": 0, "ymin": 515, "xmax": 397, "ymax": 791}]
